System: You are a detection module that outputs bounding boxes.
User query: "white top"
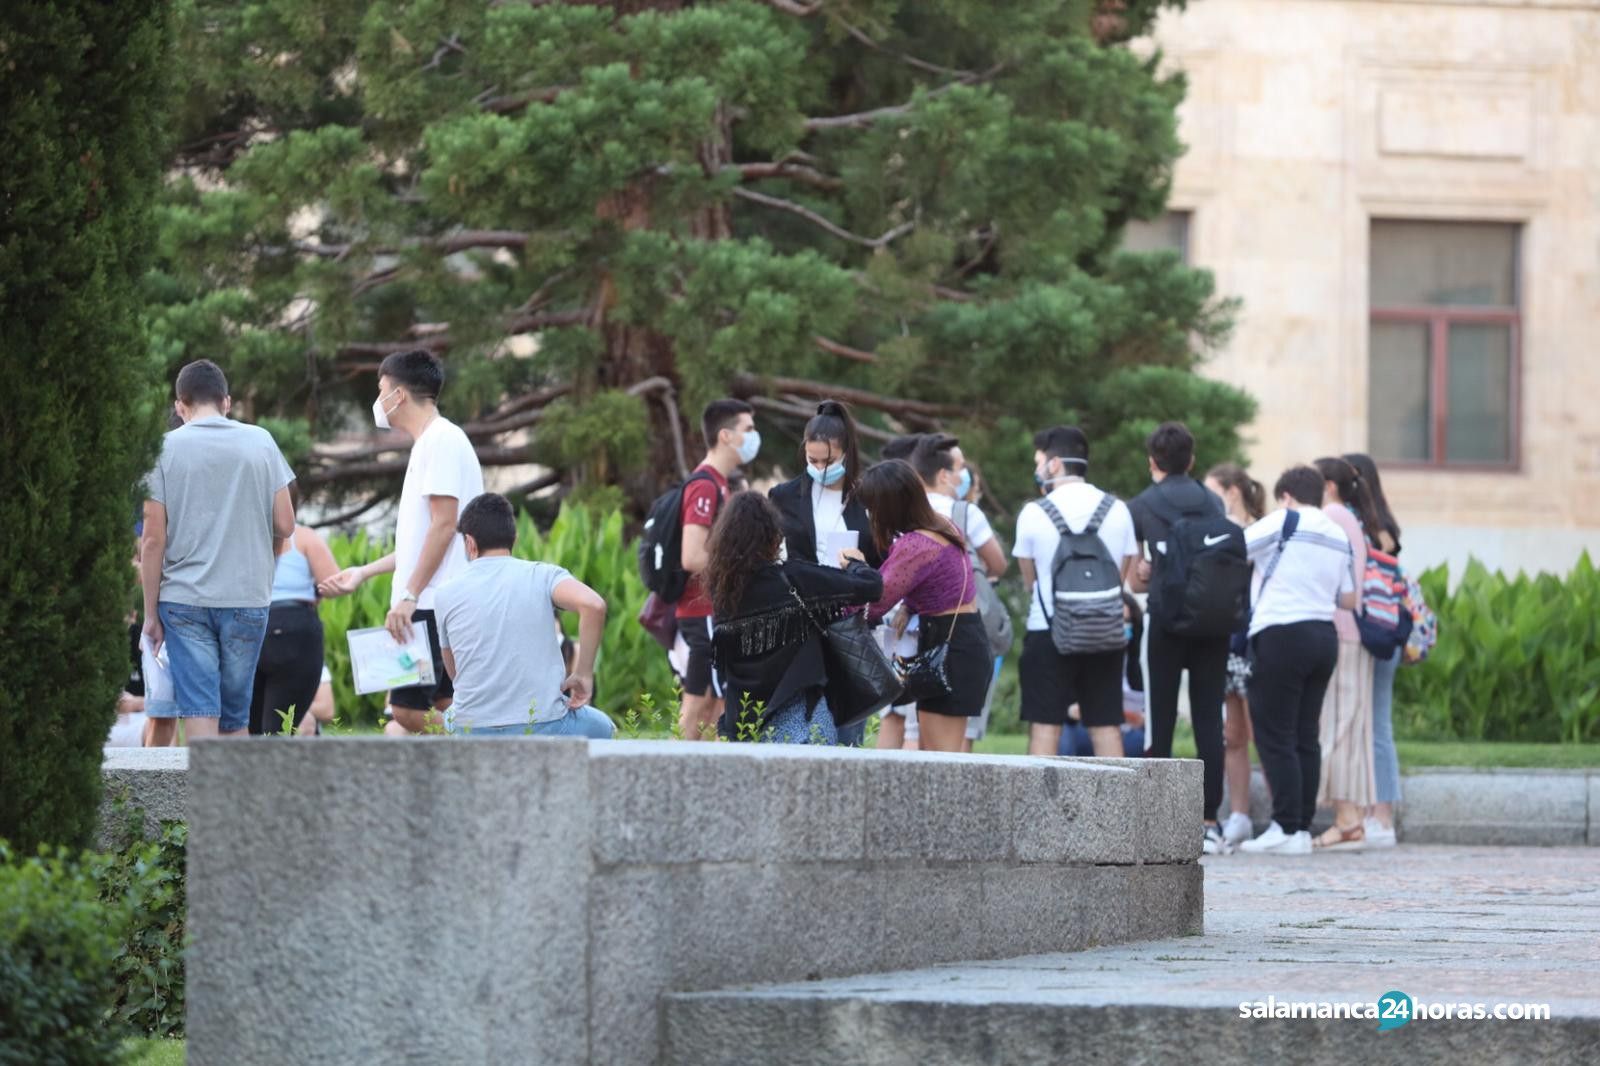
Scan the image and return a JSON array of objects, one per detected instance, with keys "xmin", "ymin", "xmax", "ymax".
[
  {"xmin": 1013, "ymin": 481, "xmax": 1137, "ymax": 632},
  {"xmin": 437, "ymin": 557, "xmax": 576, "ymax": 727},
  {"xmin": 1244, "ymin": 506, "xmax": 1355, "ymax": 637},
  {"xmin": 927, "ymin": 492, "xmax": 995, "ymax": 551},
  {"xmin": 809, "ymin": 483, "xmax": 848, "ymax": 565},
  {"xmin": 393, "ymin": 417, "xmax": 485, "ymax": 609}
]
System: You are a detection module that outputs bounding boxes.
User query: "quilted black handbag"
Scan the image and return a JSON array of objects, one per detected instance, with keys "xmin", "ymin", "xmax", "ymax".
[{"xmin": 782, "ymin": 575, "xmax": 901, "ymax": 728}]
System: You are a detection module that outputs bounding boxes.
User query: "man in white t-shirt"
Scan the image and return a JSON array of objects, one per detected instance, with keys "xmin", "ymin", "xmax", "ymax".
[
  {"xmin": 1013, "ymin": 426, "xmax": 1138, "ymax": 758},
  {"xmin": 320, "ymin": 349, "xmax": 484, "ymax": 733},
  {"xmin": 911, "ymin": 433, "xmax": 1009, "ymax": 749}
]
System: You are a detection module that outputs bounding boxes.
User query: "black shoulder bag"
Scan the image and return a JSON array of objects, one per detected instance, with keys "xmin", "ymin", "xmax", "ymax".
[{"xmin": 781, "ymin": 571, "xmax": 902, "ymax": 729}]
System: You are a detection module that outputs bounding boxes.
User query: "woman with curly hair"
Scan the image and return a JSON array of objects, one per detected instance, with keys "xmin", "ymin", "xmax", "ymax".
[{"xmin": 706, "ymin": 492, "xmax": 882, "ymax": 743}]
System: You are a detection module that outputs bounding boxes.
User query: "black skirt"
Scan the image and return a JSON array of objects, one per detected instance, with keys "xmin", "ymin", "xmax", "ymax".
[{"xmin": 913, "ymin": 612, "xmax": 992, "ymax": 717}]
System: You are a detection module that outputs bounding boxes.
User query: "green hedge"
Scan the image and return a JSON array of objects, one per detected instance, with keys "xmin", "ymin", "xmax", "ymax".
[
  {"xmin": 1395, "ymin": 553, "xmax": 1600, "ymax": 743},
  {"xmin": 321, "ymin": 503, "xmax": 678, "ymax": 727},
  {"xmin": 0, "ymin": 0, "xmax": 171, "ymax": 854},
  {"xmin": 0, "ymin": 820, "xmax": 189, "ymax": 1062}
]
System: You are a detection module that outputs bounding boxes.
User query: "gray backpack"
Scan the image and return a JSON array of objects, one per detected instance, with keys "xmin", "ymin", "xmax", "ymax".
[
  {"xmin": 952, "ymin": 500, "xmax": 1014, "ymax": 657},
  {"xmin": 1036, "ymin": 493, "xmax": 1126, "ymax": 656}
]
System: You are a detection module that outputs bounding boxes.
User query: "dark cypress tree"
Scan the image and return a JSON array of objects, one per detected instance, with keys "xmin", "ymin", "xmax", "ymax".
[{"xmin": 0, "ymin": 2, "xmax": 172, "ymax": 851}]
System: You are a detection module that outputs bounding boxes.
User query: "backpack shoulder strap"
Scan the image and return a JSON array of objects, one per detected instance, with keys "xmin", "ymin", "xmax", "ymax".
[
  {"xmin": 951, "ymin": 499, "xmax": 970, "ymax": 536},
  {"xmin": 1084, "ymin": 492, "xmax": 1116, "ymax": 535},
  {"xmin": 1035, "ymin": 497, "xmax": 1071, "ymax": 535}
]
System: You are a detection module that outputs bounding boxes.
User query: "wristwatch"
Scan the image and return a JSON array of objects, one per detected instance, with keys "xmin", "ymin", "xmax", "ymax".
[{"xmin": 399, "ymin": 590, "xmax": 418, "ymax": 604}]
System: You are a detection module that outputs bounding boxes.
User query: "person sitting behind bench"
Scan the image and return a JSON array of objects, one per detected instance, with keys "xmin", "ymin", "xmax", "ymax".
[{"xmin": 436, "ymin": 493, "xmax": 614, "ymax": 738}]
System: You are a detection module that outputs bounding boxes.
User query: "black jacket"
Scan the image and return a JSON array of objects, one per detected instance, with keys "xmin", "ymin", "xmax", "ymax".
[
  {"xmin": 713, "ymin": 559, "xmax": 883, "ymax": 725},
  {"xmin": 768, "ymin": 474, "xmax": 884, "ymax": 571}
]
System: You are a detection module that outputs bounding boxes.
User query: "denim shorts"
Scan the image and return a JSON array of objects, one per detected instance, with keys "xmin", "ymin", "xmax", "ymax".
[
  {"xmin": 152, "ymin": 602, "xmax": 270, "ymax": 733},
  {"xmin": 449, "ymin": 706, "xmax": 615, "ymax": 740}
]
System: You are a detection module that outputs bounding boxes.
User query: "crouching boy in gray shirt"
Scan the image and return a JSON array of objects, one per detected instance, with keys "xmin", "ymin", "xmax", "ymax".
[{"xmin": 436, "ymin": 493, "xmax": 614, "ymax": 738}]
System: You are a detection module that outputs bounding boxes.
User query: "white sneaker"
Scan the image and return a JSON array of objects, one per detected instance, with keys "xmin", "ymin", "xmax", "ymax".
[
  {"xmin": 1363, "ymin": 817, "xmax": 1397, "ymax": 848},
  {"xmin": 1282, "ymin": 830, "xmax": 1313, "ymax": 856},
  {"xmin": 1222, "ymin": 811, "xmax": 1254, "ymax": 846},
  {"xmin": 1238, "ymin": 821, "xmax": 1288, "ymax": 853},
  {"xmin": 1203, "ymin": 824, "xmax": 1231, "ymax": 855}
]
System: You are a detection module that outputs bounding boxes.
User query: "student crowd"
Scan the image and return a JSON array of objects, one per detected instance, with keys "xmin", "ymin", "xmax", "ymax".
[{"xmin": 122, "ymin": 351, "xmax": 1433, "ymax": 859}]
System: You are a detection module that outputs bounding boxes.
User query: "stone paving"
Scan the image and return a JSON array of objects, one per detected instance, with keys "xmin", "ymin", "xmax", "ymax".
[
  {"xmin": 663, "ymin": 846, "xmax": 1600, "ymax": 1064},
  {"xmin": 699, "ymin": 845, "xmax": 1600, "ymax": 1015}
]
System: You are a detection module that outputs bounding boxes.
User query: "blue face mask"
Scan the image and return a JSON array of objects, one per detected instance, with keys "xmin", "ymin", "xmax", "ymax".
[
  {"xmin": 954, "ymin": 467, "xmax": 972, "ymax": 499},
  {"xmin": 807, "ymin": 461, "xmax": 846, "ymax": 487},
  {"xmin": 1123, "ymin": 623, "xmax": 1134, "ymax": 644}
]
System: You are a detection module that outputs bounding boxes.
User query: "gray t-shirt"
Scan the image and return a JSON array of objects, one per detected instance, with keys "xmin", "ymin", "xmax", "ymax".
[
  {"xmin": 436, "ymin": 556, "xmax": 575, "ymax": 729},
  {"xmin": 147, "ymin": 416, "xmax": 295, "ymax": 608}
]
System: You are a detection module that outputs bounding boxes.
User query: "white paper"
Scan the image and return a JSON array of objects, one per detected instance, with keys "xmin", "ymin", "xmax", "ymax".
[
  {"xmin": 824, "ymin": 529, "xmax": 859, "ymax": 565},
  {"xmin": 347, "ymin": 622, "xmax": 436, "ymax": 695},
  {"xmin": 140, "ymin": 633, "xmax": 173, "ymax": 705}
]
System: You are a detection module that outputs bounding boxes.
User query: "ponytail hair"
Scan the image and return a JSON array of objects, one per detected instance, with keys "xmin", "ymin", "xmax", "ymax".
[
  {"xmin": 803, "ymin": 400, "xmax": 862, "ymax": 498},
  {"xmin": 1206, "ymin": 462, "xmax": 1265, "ymax": 522},
  {"xmin": 1313, "ymin": 456, "xmax": 1383, "ymax": 545}
]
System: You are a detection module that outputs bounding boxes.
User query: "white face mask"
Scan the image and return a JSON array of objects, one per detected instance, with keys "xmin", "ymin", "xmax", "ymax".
[
  {"xmin": 736, "ymin": 428, "xmax": 761, "ymax": 465},
  {"xmin": 372, "ymin": 389, "xmax": 400, "ymax": 430}
]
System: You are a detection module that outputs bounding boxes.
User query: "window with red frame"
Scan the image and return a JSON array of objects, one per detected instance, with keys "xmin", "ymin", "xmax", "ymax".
[{"xmin": 1368, "ymin": 220, "xmax": 1519, "ymax": 467}]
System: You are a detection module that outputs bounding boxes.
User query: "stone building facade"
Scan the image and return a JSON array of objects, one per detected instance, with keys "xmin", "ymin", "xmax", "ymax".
[{"xmin": 1139, "ymin": 0, "xmax": 1600, "ymax": 577}]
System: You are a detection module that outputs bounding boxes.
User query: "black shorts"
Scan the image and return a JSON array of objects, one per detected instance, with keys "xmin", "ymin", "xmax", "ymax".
[
  {"xmin": 1019, "ymin": 631, "xmax": 1123, "ymax": 728},
  {"xmin": 389, "ymin": 608, "xmax": 455, "ymax": 711},
  {"xmin": 678, "ymin": 615, "xmax": 723, "ymax": 699},
  {"xmin": 912, "ymin": 613, "xmax": 992, "ymax": 718}
]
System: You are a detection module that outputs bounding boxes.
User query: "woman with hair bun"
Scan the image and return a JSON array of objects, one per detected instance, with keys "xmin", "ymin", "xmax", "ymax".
[{"xmin": 769, "ymin": 400, "xmax": 881, "ymax": 745}]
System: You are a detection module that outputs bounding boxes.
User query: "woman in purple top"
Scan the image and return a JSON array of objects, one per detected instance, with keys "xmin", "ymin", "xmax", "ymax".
[{"xmin": 849, "ymin": 460, "xmax": 992, "ymax": 752}]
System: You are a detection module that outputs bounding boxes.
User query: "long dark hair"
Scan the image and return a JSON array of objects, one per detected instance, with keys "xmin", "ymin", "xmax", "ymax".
[
  {"xmin": 1341, "ymin": 452, "xmax": 1401, "ymax": 550},
  {"xmin": 1206, "ymin": 462, "xmax": 1265, "ymax": 522},
  {"xmin": 854, "ymin": 459, "xmax": 964, "ymax": 558},
  {"xmin": 802, "ymin": 400, "xmax": 862, "ymax": 498},
  {"xmin": 1313, "ymin": 456, "xmax": 1384, "ymax": 545},
  {"xmin": 705, "ymin": 492, "xmax": 784, "ymax": 620}
]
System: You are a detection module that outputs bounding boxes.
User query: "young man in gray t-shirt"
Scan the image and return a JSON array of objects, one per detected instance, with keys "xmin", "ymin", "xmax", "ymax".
[
  {"xmin": 141, "ymin": 360, "xmax": 296, "ymax": 742},
  {"xmin": 436, "ymin": 493, "xmax": 613, "ymax": 738}
]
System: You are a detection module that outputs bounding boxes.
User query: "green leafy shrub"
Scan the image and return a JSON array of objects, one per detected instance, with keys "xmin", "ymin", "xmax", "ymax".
[
  {"xmin": 98, "ymin": 823, "xmax": 187, "ymax": 1039},
  {"xmin": 1395, "ymin": 553, "xmax": 1600, "ymax": 743},
  {"xmin": 321, "ymin": 502, "xmax": 676, "ymax": 726},
  {"xmin": 0, "ymin": 843, "xmax": 129, "ymax": 1066}
]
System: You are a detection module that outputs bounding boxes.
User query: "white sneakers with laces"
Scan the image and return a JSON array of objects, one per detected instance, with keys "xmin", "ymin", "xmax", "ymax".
[
  {"xmin": 1363, "ymin": 816, "xmax": 1398, "ymax": 848},
  {"xmin": 1238, "ymin": 821, "xmax": 1312, "ymax": 856},
  {"xmin": 1222, "ymin": 811, "xmax": 1254, "ymax": 847}
]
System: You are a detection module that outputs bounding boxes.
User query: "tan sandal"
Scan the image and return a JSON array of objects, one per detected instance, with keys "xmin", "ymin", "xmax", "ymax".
[{"xmin": 1314, "ymin": 823, "xmax": 1366, "ymax": 850}]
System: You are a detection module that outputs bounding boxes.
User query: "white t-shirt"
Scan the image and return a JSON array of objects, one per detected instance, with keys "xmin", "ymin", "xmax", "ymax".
[
  {"xmin": 1013, "ymin": 481, "xmax": 1137, "ymax": 632},
  {"xmin": 393, "ymin": 417, "xmax": 485, "ymax": 609},
  {"xmin": 927, "ymin": 492, "xmax": 995, "ymax": 551},
  {"xmin": 810, "ymin": 483, "xmax": 848, "ymax": 565},
  {"xmin": 1244, "ymin": 506, "xmax": 1355, "ymax": 636}
]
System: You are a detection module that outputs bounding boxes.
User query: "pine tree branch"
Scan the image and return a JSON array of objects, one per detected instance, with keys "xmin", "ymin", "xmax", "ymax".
[
  {"xmin": 477, "ymin": 85, "xmax": 571, "ymax": 115},
  {"xmin": 732, "ymin": 373, "xmax": 961, "ymax": 420},
  {"xmin": 296, "ymin": 230, "xmax": 531, "ymax": 258},
  {"xmin": 730, "ymin": 162, "xmax": 844, "ymax": 191},
  {"xmin": 801, "ymin": 62, "xmax": 1006, "ymax": 131},
  {"xmin": 763, "ymin": 0, "xmax": 825, "ymax": 15},
  {"xmin": 731, "ymin": 187, "xmax": 913, "ymax": 249},
  {"xmin": 749, "ymin": 396, "xmax": 896, "ymax": 444},
  {"xmin": 836, "ymin": 18, "xmax": 978, "ymax": 80},
  {"xmin": 309, "ymin": 492, "xmax": 390, "ymax": 529},
  {"xmin": 812, "ymin": 335, "xmax": 877, "ymax": 364},
  {"xmin": 335, "ymin": 309, "xmax": 589, "ymax": 360},
  {"xmin": 300, "ymin": 445, "xmax": 538, "ymax": 488}
]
